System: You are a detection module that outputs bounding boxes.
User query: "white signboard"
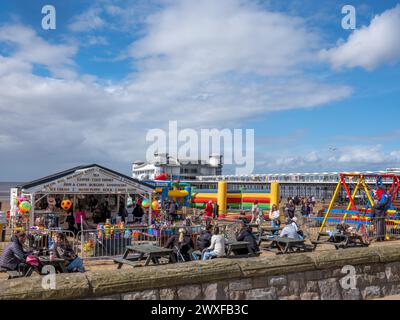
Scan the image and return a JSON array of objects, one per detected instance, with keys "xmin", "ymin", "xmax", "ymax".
[{"xmin": 36, "ymin": 167, "xmax": 152, "ymax": 194}]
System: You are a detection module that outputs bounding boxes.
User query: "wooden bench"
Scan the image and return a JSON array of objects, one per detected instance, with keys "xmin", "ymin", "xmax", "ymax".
[
  {"xmin": 113, "ymin": 257, "xmax": 144, "ymax": 268},
  {"xmin": 226, "ymin": 241, "xmax": 250, "ymax": 256},
  {"xmin": 266, "ymin": 237, "xmax": 314, "ymax": 254},
  {"xmin": 311, "ymin": 232, "xmax": 369, "ymax": 250},
  {"xmin": 116, "ymin": 244, "xmax": 176, "ymax": 269}
]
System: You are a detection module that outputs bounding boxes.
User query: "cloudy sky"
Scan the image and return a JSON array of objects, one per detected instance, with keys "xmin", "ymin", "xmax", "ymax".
[{"xmin": 0, "ymin": 0, "xmax": 399, "ymax": 180}]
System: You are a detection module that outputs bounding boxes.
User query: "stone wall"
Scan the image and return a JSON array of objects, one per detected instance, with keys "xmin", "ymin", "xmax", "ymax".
[{"xmin": 1, "ymin": 245, "xmax": 400, "ymax": 300}]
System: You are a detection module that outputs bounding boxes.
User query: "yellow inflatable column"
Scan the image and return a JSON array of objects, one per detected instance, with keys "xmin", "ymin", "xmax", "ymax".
[
  {"xmin": 217, "ymin": 181, "xmax": 227, "ymax": 214},
  {"xmin": 270, "ymin": 182, "xmax": 280, "ymax": 208}
]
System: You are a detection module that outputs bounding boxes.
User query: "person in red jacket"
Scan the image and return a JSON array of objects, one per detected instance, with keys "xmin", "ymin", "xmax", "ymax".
[{"xmin": 204, "ymin": 201, "xmax": 213, "ymax": 219}]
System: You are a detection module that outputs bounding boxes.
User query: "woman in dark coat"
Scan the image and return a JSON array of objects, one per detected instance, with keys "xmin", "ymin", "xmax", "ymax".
[{"xmin": 0, "ymin": 232, "xmax": 29, "ymax": 272}]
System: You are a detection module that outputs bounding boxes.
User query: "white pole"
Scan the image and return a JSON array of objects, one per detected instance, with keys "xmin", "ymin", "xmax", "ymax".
[
  {"xmin": 30, "ymin": 193, "xmax": 35, "ymax": 228},
  {"xmin": 80, "ymin": 213, "xmax": 84, "ymax": 257},
  {"xmin": 148, "ymin": 192, "xmax": 152, "ymax": 225}
]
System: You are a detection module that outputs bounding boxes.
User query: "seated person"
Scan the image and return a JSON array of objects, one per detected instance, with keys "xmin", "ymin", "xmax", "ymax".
[
  {"xmin": 164, "ymin": 228, "xmax": 194, "ymax": 262},
  {"xmin": 234, "ymin": 220, "xmax": 260, "ymax": 255},
  {"xmin": 192, "ymin": 224, "xmax": 213, "ymax": 260},
  {"xmin": 202, "ymin": 227, "xmax": 226, "ymax": 260},
  {"xmin": 279, "ymin": 217, "xmax": 303, "ymax": 240},
  {"xmin": 0, "ymin": 231, "xmax": 30, "ymax": 273},
  {"xmin": 335, "ymin": 222, "xmax": 369, "ymax": 244},
  {"xmin": 197, "ymin": 224, "xmax": 213, "ymax": 251},
  {"xmin": 52, "ymin": 233, "xmax": 85, "ymax": 272}
]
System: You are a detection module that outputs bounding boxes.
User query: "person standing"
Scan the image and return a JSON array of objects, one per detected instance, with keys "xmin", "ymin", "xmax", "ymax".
[
  {"xmin": 250, "ymin": 200, "xmax": 259, "ymax": 224},
  {"xmin": 371, "ymin": 194, "xmax": 389, "ymax": 241},
  {"xmin": 168, "ymin": 200, "xmax": 177, "ymax": 221},
  {"xmin": 301, "ymin": 200, "xmax": 309, "ymax": 217},
  {"xmin": 100, "ymin": 202, "xmax": 111, "ymax": 222},
  {"xmin": 213, "ymin": 202, "xmax": 219, "ymax": 220},
  {"xmin": 118, "ymin": 203, "xmax": 128, "ymax": 223},
  {"xmin": 204, "ymin": 201, "xmax": 213, "ymax": 220},
  {"xmin": 133, "ymin": 202, "xmax": 144, "ymax": 223},
  {"xmin": 75, "ymin": 205, "xmax": 87, "ymax": 231},
  {"xmin": 65, "ymin": 211, "xmax": 77, "ymax": 235},
  {"xmin": 285, "ymin": 199, "xmax": 295, "ymax": 219}
]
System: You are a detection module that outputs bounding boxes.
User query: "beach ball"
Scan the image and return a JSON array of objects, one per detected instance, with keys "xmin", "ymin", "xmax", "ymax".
[
  {"xmin": 142, "ymin": 199, "xmax": 150, "ymax": 208},
  {"xmin": 19, "ymin": 201, "xmax": 32, "ymax": 214},
  {"xmin": 152, "ymin": 200, "xmax": 159, "ymax": 210},
  {"xmin": 61, "ymin": 199, "xmax": 73, "ymax": 210}
]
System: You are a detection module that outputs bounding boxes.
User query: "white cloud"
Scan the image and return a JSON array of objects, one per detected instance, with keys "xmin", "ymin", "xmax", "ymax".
[
  {"xmin": 0, "ymin": 0, "xmax": 358, "ymax": 178},
  {"xmin": 320, "ymin": 4, "xmax": 400, "ymax": 70},
  {"xmin": 0, "ymin": 24, "xmax": 77, "ymax": 78},
  {"xmin": 68, "ymin": 7, "xmax": 106, "ymax": 32},
  {"xmin": 86, "ymin": 35, "xmax": 109, "ymax": 46},
  {"xmin": 258, "ymin": 145, "xmax": 400, "ymax": 172}
]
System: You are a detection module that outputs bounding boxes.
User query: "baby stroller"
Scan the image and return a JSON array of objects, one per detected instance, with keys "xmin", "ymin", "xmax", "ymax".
[{"xmin": 173, "ymin": 244, "xmax": 195, "ymax": 263}]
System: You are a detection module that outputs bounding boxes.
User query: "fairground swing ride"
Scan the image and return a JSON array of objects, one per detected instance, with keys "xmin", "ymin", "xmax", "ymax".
[{"xmin": 317, "ymin": 173, "xmax": 400, "ymax": 240}]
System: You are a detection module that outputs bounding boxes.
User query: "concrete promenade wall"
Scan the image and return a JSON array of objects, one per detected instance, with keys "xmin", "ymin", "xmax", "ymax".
[{"xmin": 1, "ymin": 245, "xmax": 400, "ymax": 300}]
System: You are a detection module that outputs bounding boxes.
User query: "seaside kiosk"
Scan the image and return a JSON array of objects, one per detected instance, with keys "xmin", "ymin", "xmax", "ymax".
[{"xmin": 10, "ymin": 164, "xmax": 155, "ymax": 230}]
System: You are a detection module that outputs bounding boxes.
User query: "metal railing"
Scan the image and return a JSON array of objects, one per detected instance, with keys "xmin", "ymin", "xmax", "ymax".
[
  {"xmin": 75, "ymin": 226, "xmax": 158, "ymax": 259},
  {"xmin": 74, "ymin": 224, "xmax": 216, "ymax": 258},
  {"xmin": 27, "ymin": 228, "xmax": 76, "ymax": 251},
  {"xmin": 301, "ymin": 214, "xmax": 400, "ymax": 241}
]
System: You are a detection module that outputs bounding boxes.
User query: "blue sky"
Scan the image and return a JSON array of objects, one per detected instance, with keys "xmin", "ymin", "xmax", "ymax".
[{"xmin": 0, "ymin": 0, "xmax": 399, "ymax": 180}]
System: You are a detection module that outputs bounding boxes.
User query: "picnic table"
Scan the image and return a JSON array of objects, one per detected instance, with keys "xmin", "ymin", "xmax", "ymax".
[
  {"xmin": 311, "ymin": 232, "xmax": 369, "ymax": 250},
  {"xmin": 257, "ymin": 226, "xmax": 283, "ymax": 245},
  {"xmin": 226, "ymin": 241, "xmax": 250, "ymax": 256},
  {"xmin": 266, "ymin": 237, "xmax": 314, "ymax": 254},
  {"xmin": 0, "ymin": 266, "xmax": 34, "ymax": 279},
  {"xmin": 115, "ymin": 244, "xmax": 176, "ymax": 268},
  {"xmin": 39, "ymin": 256, "xmax": 69, "ymax": 273}
]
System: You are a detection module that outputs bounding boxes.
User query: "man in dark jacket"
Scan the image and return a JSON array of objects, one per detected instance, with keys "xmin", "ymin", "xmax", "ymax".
[
  {"xmin": 0, "ymin": 232, "xmax": 29, "ymax": 272},
  {"xmin": 235, "ymin": 220, "xmax": 259, "ymax": 254},
  {"xmin": 196, "ymin": 225, "xmax": 213, "ymax": 251}
]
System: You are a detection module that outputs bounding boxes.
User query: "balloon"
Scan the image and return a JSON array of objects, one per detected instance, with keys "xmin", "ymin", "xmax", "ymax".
[
  {"xmin": 19, "ymin": 201, "xmax": 32, "ymax": 214},
  {"xmin": 61, "ymin": 199, "xmax": 72, "ymax": 210},
  {"xmin": 142, "ymin": 199, "xmax": 150, "ymax": 208},
  {"xmin": 17, "ymin": 196, "xmax": 28, "ymax": 206},
  {"xmin": 152, "ymin": 200, "xmax": 159, "ymax": 210}
]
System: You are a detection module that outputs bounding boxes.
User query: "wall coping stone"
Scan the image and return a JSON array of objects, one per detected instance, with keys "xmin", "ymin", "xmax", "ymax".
[{"xmin": 1, "ymin": 245, "xmax": 399, "ymax": 300}]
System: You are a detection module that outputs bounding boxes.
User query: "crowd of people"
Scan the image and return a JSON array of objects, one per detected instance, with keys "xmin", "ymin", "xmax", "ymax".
[
  {"xmin": 1, "ymin": 187, "xmax": 393, "ymax": 276},
  {"xmin": 162, "ymin": 218, "xmax": 261, "ymax": 262}
]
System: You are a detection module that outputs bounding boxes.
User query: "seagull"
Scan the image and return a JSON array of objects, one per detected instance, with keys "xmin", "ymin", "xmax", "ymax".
[{"xmin": 329, "ymin": 146, "xmax": 337, "ymax": 152}]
